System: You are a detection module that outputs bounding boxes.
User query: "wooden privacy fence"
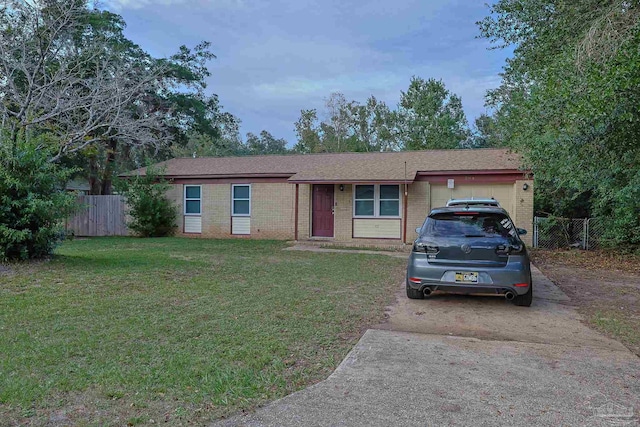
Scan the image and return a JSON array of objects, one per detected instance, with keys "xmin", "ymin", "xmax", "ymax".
[{"xmin": 66, "ymin": 195, "xmax": 129, "ymax": 237}]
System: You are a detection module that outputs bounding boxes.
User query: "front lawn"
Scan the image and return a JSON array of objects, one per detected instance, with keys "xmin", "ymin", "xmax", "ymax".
[{"xmin": 0, "ymin": 238, "xmax": 405, "ymax": 425}]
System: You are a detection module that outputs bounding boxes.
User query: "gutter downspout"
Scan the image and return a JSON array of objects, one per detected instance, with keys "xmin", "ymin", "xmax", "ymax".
[
  {"xmin": 294, "ymin": 183, "xmax": 299, "ymax": 241},
  {"xmin": 403, "ymin": 185, "xmax": 408, "ymax": 244},
  {"xmin": 403, "ymin": 162, "xmax": 408, "ymax": 244}
]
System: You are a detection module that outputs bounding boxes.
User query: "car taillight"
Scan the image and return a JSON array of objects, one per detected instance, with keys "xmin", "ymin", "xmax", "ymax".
[
  {"xmin": 496, "ymin": 244, "xmax": 524, "ymax": 255},
  {"xmin": 425, "ymin": 245, "xmax": 439, "ymax": 254},
  {"xmin": 409, "ymin": 277, "xmax": 422, "ymax": 284},
  {"xmin": 414, "ymin": 242, "xmax": 439, "ymax": 253}
]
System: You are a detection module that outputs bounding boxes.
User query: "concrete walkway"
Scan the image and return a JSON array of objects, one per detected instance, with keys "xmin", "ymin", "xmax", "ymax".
[{"xmin": 213, "ymin": 266, "xmax": 640, "ymax": 427}]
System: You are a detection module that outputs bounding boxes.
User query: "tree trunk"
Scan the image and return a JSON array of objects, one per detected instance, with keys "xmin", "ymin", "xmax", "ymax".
[
  {"xmin": 88, "ymin": 156, "xmax": 101, "ymax": 195},
  {"xmin": 100, "ymin": 139, "xmax": 118, "ymax": 195}
]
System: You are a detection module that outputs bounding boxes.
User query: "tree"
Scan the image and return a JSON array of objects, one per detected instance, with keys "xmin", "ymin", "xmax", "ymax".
[
  {"xmin": 292, "ymin": 82, "xmax": 474, "ymax": 153},
  {"xmin": 323, "ymin": 92, "xmax": 352, "ymax": 152},
  {"xmin": 345, "ymin": 96, "xmax": 399, "ymax": 152},
  {"xmin": 293, "ymin": 109, "xmax": 323, "ymax": 153},
  {"xmin": 0, "ymin": 129, "xmax": 76, "ymax": 261},
  {"xmin": 467, "ymin": 114, "xmax": 503, "ymax": 148},
  {"xmin": 478, "ymin": 0, "xmax": 640, "ymax": 248},
  {"xmin": 397, "ymin": 77, "xmax": 470, "ymax": 150},
  {"xmin": 0, "ymin": 1, "xmax": 226, "ymax": 194},
  {"xmin": 116, "ymin": 167, "xmax": 177, "ymax": 237},
  {"xmin": 0, "ymin": 1, "xmax": 165, "ymax": 159},
  {"xmin": 82, "ymin": 41, "xmax": 223, "ymax": 194},
  {"xmin": 293, "ymin": 95, "xmax": 397, "ymax": 153},
  {"xmin": 245, "ymin": 130, "xmax": 288, "ymax": 155},
  {"xmin": 169, "ymin": 112, "xmax": 244, "ymax": 158},
  {"xmin": 171, "ymin": 122, "xmax": 290, "ymax": 158}
]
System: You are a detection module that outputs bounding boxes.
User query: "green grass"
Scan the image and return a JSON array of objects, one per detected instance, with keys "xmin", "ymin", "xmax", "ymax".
[
  {"xmin": 591, "ymin": 309, "xmax": 640, "ymax": 355},
  {"xmin": 0, "ymin": 238, "xmax": 405, "ymax": 425}
]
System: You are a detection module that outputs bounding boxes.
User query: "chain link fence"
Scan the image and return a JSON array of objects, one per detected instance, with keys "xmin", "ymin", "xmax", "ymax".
[
  {"xmin": 533, "ymin": 217, "xmax": 606, "ymax": 250},
  {"xmin": 586, "ymin": 218, "xmax": 607, "ymax": 250}
]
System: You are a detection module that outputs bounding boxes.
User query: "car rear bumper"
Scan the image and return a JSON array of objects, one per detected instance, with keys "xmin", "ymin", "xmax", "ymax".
[
  {"xmin": 406, "ymin": 253, "xmax": 531, "ymax": 296},
  {"xmin": 407, "ymin": 282, "xmax": 528, "ymax": 295}
]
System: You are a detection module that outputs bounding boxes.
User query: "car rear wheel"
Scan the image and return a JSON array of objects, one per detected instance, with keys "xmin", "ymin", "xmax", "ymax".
[
  {"xmin": 513, "ymin": 276, "xmax": 533, "ymax": 307},
  {"xmin": 406, "ymin": 281, "xmax": 424, "ymax": 300}
]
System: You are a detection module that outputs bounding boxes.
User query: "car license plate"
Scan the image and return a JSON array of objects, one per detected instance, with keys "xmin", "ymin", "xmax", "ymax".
[{"xmin": 455, "ymin": 272, "xmax": 478, "ymax": 283}]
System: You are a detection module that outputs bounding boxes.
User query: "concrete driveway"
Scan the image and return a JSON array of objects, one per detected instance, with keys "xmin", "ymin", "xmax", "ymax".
[{"xmin": 213, "ymin": 266, "xmax": 640, "ymax": 426}]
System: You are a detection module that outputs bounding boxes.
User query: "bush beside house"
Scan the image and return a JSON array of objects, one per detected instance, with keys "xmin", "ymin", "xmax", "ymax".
[{"xmin": 117, "ymin": 167, "xmax": 178, "ymax": 237}]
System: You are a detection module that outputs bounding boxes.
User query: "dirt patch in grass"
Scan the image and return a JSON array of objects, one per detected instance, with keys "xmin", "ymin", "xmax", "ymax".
[
  {"xmin": 2, "ymin": 388, "xmax": 205, "ymax": 426},
  {"xmin": 531, "ymin": 249, "xmax": 640, "ymax": 356}
]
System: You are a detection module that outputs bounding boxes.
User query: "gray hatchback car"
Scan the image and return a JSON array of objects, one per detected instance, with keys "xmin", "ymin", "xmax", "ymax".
[{"xmin": 406, "ymin": 206, "xmax": 532, "ymax": 306}]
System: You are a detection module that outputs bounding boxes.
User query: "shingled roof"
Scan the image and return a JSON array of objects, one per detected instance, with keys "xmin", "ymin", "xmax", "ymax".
[{"xmin": 127, "ymin": 148, "xmax": 524, "ymax": 183}]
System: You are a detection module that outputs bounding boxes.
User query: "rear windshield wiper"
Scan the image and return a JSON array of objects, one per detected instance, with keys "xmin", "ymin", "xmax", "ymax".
[{"xmin": 464, "ymin": 234, "xmax": 486, "ymax": 237}]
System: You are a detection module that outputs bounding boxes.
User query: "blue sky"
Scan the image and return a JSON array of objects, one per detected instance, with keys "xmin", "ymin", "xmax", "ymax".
[{"xmin": 105, "ymin": 0, "xmax": 510, "ymax": 145}]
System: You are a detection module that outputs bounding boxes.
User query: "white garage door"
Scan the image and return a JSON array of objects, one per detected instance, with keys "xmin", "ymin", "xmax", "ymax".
[{"xmin": 430, "ymin": 183, "xmax": 515, "ymax": 218}]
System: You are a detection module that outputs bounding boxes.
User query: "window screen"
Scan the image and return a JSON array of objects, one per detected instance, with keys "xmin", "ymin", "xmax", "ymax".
[
  {"xmin": 184, "ymin": 186, "xmax": 201, "ymax": 215},
  {"xmin": 232, "ymin": 185, "xmax": 251, "ymax": 216}
]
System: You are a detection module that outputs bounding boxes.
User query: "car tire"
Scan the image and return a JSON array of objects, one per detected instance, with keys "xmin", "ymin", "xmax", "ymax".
[
  {"xmin": 406, "ymin": 281, "xmax": 424, "ymax": 300},
  {"xmin": 513, "ymin": 276, "xmax": 533, "ymax": 307}
]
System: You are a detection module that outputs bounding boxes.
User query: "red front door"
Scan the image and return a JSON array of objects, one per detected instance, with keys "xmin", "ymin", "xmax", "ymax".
[{"xmin": 312, "ymin": 184, "xmax": 334, "ymax": 237}]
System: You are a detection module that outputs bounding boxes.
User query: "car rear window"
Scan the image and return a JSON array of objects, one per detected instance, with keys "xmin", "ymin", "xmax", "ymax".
[{"xmin": 424, "ymin": 212, "xmax": 517, "ymax": 238}]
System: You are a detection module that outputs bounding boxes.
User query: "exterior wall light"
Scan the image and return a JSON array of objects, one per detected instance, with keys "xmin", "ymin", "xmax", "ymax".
[
  {"xmin": 339, "ymin": 184, "xmax": 344, "ymax": 191},
  {"xmin": 522, "ymin": 183, "xmax": 529, "ymax": 191}
]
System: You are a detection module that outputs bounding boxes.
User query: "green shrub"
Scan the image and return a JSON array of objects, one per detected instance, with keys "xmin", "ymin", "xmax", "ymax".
[
  {"xmin": 592, "ymin": 171, "xmax": 640, "ymax": 252},
  {"xmin": 0, "ymin": 132, "xmax": 76, "ymax": 261},
  {"xmin": 117, "ymin": 167, "xmax": 177, "ymax": 237}
]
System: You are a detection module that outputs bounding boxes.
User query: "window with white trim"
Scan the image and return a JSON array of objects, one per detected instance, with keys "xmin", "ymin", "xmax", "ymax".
[
  {"xmin": 354, "ymin": 184, "xmax": 400, "ymax": 217},
  {"xmin": 184, "ymin": 185, "xmax": 201, "ymax": 215},
  {"xmin": 232, "ymin": 184, "xmax": 251, "ymax": 216},
  {"xmin": 379, "ymin": 185, "xmax": 400, "ymax": 216},
  {"xmin": 354, "ymin": 185, "xmax": 375, "ymax": 216}
]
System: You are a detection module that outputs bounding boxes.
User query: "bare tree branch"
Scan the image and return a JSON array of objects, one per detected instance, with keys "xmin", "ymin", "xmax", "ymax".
[{"xmin": 0, "ymin": 0, "xmax": 172, "ymax": 160}]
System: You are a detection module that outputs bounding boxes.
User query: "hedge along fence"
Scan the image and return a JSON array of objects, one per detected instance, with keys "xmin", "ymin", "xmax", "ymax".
[
  {"xmin": 533, "ymin": 217, "xmax": 607, "ymax": 250},
  {"xmin": 66, "ymin": 195, "xmax": 129, "ymax": 237}
]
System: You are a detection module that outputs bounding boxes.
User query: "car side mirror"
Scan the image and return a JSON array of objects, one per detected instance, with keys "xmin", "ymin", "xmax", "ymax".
[
  {"xmin": 415, "ymin": 227, "xmax": 421, "ymax": 234},
  {"xmin": 517, "ymin": 228, "xmax": 527, "ymax": 235}
]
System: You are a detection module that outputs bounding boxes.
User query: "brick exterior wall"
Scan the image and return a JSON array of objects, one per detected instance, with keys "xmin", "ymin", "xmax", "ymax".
[
  {"xmin": 250, "ymin": 183, "xmax": 296, "ymax": 239},
  {"xmin": 166, "ymin": 184, "xmax": 182, "ymax": 230},
  {"xmin": 201, "ymin": 184, "xmax": 231, "ymax": 238},
  {"xmin": 405, "ymin": 182, "xmax": 430, "ymax": 243},
  {"xmin": 513, "ymin": 179, "xmax": 534, "ymax": 246},
  {"xmin": 167, "ymin": 179, "xmax": 535, "ymax": 247},
  {"xmin": 170, "ymin": 183, "xmax": 295, "ymax": 239},
  {"xmin": 297, "ymin": 184, "xmax": 311, "ymax": 240},
  {"xmin": 334, "ymin": 184, "xmax": 352, "ymax": 240}
]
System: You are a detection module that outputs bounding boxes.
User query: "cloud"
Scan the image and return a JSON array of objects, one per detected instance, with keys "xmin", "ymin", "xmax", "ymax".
[
  {"xmin": 253, "ymin": 74, "xmax": 394, "ymax": 99},
  {"xmin": 104, "ymin": 0, "xmax": 244, "ymax": 11},
  {"xmin": 109, "ymin": 0, "xmax": 509, "ymax": 143}
]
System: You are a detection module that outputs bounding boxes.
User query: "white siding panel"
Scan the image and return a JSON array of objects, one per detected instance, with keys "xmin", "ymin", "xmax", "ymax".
[
  {"xmin": 232, "ymin": 217, "xmax": 251, "ymax": 235},
  {"xmin": 353, "ymin": 219, "xmax": 401, "ymax": 239},
  {"xmin": 184, "ymin": 216, "xmax": 202, "ymax": 233}
]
